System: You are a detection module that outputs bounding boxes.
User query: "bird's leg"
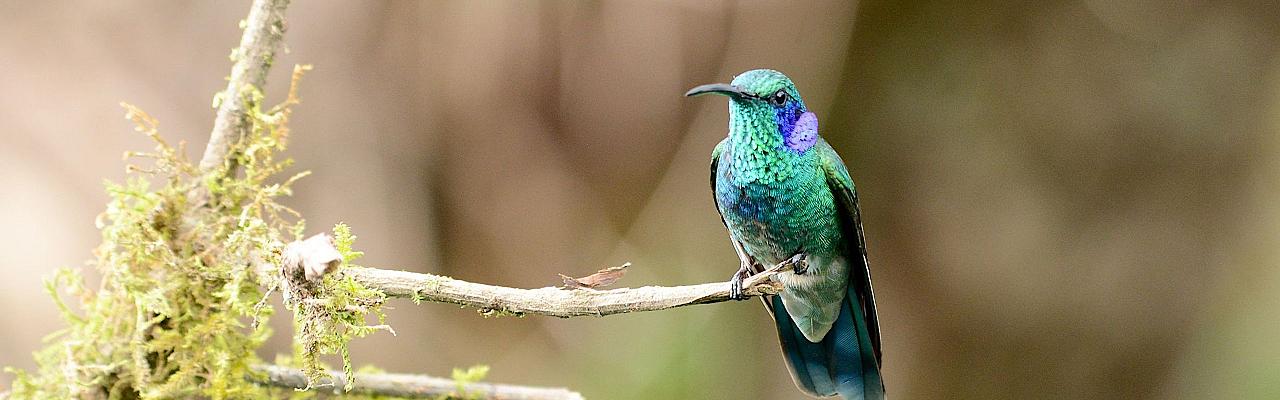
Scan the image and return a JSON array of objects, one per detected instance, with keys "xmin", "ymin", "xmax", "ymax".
[
  {"xmin": 729, "ymin": 239, "xmax": 758, "ymax": 300},
  {"xmin": 784, "ymin": 253, "xmax": 809, "ymax": 275}
]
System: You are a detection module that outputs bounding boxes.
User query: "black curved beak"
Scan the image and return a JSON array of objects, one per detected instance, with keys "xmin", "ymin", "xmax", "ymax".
[{"xmin": 685, "ymin": 83, "xmax": 750, "ymax": 99}]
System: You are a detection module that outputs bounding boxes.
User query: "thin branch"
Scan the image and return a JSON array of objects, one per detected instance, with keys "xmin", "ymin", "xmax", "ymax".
[
  {"xmin": 281, "ymin": 235, "xmax": 794, "ymax": 318},
  {"xmin": 250, "ymin": 365, "xmax": 584, "ymax": 400},
  {"xmin": 198, "ymin": 0, "xmax": 292, "ymax": 173},
  {"xmin": 341, "ymin": 263, "xmax": 790, "ymax": 318}
]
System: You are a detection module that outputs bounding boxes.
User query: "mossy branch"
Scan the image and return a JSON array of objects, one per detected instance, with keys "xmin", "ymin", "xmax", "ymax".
[
  {"xmin": 250, "ymin": 365, "xmax": 584, "ymax": 400},
  {"xmin": 199, "ymin": 0, "xmax": 292, "ymax": 173}
]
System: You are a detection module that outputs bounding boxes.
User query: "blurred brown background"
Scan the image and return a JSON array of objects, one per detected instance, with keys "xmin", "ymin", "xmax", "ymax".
[{"xmin": 3, "ymin": 1, "xmax": 1278, "ymax": 399}]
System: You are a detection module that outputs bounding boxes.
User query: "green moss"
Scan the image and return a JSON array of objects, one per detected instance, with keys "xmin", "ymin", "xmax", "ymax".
[
  {"xmin": 5, "ymin": 66, "xmax": 312, "ymax": 399},
  {"xmin": 6, "ymin": 64, "xmax": 497, "ymax": 400},
  {"xmin": 446, "ymin": 365, "xmax": 490, "ymax": 400},
  {"xmin": 288, "ymin": 223, "xmax": 391, "ymax": 392}
]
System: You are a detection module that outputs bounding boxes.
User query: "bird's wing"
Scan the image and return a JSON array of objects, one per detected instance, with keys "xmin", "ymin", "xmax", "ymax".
[
  {"xmin": 709, "ymin": 137, "xmax": 729, "ymax": 228},
  {"xmin": 816, "ymin": 140, "xmax": 882, "ymax": 365}
]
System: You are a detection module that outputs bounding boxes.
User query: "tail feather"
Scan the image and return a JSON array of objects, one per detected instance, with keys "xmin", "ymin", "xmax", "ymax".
[{"xmin": 772, "ymin": 292, "xmax": 883, "ymax": 399}]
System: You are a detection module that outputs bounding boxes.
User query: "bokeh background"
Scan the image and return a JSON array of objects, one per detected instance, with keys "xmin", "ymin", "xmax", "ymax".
[{"xmin": 3, "ymin": 1, "xmax": 1278, "ymax": 399}]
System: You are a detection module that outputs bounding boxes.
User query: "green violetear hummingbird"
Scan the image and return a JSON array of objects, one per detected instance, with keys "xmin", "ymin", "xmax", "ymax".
[{"xmin": 687, "ymin": 69, "xmax": 884, "ymax": 400}]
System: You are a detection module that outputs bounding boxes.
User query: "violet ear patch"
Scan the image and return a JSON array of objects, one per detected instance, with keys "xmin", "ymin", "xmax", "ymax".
[{"xmin": 785, "ymin": 111, "xmax": 818, "ymax": 153}]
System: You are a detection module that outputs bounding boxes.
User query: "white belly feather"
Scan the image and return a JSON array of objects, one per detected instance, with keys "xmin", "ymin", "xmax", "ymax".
[{"xmin": 772, "ymin": 253, "xmax": 850, "ymax": 342}]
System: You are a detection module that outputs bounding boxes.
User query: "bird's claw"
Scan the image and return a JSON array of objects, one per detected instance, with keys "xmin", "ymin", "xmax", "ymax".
[
  {"xmin": 785, "ymin": 253, "xmax": 809, "ymax": 275},
  {"xmin": 729, "ymin": 264, "xmax": 753, "ymax": 300}
]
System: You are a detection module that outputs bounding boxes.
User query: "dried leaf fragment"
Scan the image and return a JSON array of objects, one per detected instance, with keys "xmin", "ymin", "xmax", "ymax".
[{"xmin": 559, "ymin": 263, "xmax": 630, "ymax": 289}]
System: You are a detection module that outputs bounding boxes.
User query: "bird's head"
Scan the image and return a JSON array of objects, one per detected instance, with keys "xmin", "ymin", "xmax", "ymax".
[{"xmin": 685, "ymin": 69, "xmax": 818, "ymax": 153}]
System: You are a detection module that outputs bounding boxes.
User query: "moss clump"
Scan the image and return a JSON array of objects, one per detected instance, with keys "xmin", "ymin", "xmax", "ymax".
[
  {"xmin": 288, "ymin": 223, "xmax": 392, "ymax": 391},
  {"xmin": 5, "ymin": 62, "xmax": 491, "ymax": 399},
  {"xmin": 5, "ymin": 66, "xmax": 312, "ymax": 399},
  {"xmin": 446, "ymin": 365, "xmax": 491, "ymax": 400}
]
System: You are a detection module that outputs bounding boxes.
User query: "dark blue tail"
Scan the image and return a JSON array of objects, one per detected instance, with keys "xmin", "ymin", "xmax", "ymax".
[{"xmin": 771, "ymin": 291, "xmax": 883, "ymax": 400}]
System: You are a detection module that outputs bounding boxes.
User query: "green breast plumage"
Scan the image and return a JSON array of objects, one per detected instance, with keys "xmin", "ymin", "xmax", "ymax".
[{"xmin": 713, "ymin": 139, "xmax": 843, "ymax": 265}]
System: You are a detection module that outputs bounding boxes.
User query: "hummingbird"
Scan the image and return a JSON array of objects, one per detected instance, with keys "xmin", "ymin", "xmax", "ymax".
[{"xmin": 686, "ymin": 69, "xmax": 884, "ymax": 399}]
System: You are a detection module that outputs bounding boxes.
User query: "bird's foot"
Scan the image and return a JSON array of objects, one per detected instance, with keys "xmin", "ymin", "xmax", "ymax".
[
  {"xmin": 729, "ymin": 263, "xmax": 755, "ymax": 300},
  {"xmin": 784, "ymin": 253, "xmax": 809, "ymax": 275}
]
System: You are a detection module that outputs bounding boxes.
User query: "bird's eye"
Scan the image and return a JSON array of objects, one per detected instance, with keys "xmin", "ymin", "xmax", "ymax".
[{"xmin": 769, "ymin": 90, "xmax": 789, "ymax": 106}]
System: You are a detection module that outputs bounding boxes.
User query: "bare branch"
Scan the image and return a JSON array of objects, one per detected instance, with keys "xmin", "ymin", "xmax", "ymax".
[
  {"xmin": 342, "ymin": 263, "xmax": 790, "ymax": 318},
  {"xmin": 251, "ymin": 365, "xmax": 584, "ymax": 400},
  {"xmin": 198, "ymin": 0, "xmax": 292, "ymax": 173}
]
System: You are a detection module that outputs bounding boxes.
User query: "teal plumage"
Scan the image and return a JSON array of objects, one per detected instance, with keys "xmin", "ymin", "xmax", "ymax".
[{"xmin": 689, "ymin": 69, "xmax": 884, "ymax": 399}]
